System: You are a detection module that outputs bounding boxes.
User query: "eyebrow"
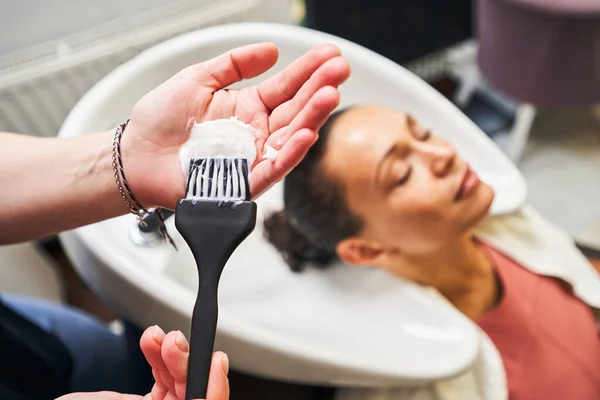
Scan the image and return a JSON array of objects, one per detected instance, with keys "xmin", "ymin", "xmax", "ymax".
[{"xmin": 376, "ymin": 114, "xmax": 411, "ymax": 182}]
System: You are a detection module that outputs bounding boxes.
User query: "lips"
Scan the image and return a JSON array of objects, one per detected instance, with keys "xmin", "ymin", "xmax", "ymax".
[{"xmin": 454, "ymin": 166, "xmax": 480, "ymax": 201}]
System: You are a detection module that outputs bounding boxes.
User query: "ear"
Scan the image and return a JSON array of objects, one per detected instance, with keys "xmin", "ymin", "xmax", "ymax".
[{"xmin": 336, "ymin": 237, "xmax": 389, "ymax": 266}]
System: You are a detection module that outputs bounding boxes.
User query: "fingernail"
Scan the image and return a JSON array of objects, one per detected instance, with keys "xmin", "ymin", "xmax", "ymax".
[
  {"xmin": 221, "ymin": 353, "xmax": 229, "ymax": 375},
  {"xmin": 175, "ymin": 331, "xmax": 189, "ymax": 352},
  {"xmin": 152, "ymin": 325, "xmax": 164, "ymax": 343}
]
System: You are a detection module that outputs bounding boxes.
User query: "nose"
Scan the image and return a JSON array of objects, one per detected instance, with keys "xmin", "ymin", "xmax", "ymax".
[{"xmin": 414, "ymin": 141, "xmax": 456, "ymax": 177}]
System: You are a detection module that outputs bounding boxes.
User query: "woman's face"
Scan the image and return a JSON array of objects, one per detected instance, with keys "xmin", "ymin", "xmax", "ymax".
[{"xmin": 323, "ymin": 106, "xmax": 494, "ymax": 261}]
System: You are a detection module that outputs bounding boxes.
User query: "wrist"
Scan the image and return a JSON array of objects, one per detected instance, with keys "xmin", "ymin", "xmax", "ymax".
[
  {"xmin": 114, "ymin": 121, "xmax": 179, "ymax": 247},
  {"xmin": 112, "ymin": 121, "xmax": 156, "ymax": 213},
  {"xmin": 119, "ymin": 121, "xmax": 186, "ymax": 210}
]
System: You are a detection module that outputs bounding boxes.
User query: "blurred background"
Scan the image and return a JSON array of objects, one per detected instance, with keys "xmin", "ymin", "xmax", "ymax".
[{"xmin": 1, "ymin": 0, "xmax": 599, "ymax": 398}]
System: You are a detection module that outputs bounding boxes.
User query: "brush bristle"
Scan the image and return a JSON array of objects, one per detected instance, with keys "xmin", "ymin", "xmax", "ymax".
[{"xmin": 185, "ymin": 157, "xmax": 250, "ymax": 201}]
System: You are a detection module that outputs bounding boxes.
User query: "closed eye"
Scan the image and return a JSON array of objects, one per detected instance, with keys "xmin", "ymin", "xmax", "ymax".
[
  {"xmin": 394, "ymin": 166, "xmax": 412, "ymax": 187},
  {"xmin": 420, "ymin": 130, "xmax": 431, "ymax": 141}
]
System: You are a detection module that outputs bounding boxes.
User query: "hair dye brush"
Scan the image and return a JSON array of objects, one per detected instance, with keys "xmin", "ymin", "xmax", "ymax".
[{"xmin": 175, "ymin": 156, "xmax": 257, "ymax": 400}]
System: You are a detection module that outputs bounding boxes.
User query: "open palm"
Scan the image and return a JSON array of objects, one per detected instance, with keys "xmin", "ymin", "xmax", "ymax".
[{"xmin": 122, "ymin": 43, "xmax": 350, "ymax": 209}]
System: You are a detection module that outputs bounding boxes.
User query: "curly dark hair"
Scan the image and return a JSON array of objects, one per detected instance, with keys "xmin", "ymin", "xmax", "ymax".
[{"xmin": 263, "ymin": 107, "xmax": 363, "ymax": 272}]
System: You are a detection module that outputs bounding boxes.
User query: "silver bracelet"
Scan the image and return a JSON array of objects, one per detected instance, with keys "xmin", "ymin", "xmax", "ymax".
[{"xmin": 111, "ymin": 120, "xmax": 176, "ymax": 249}]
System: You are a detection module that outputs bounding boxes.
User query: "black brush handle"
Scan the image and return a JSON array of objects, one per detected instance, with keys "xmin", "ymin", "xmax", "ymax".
[
  {"xmin": 186, "ymin": 280, "xmax": 218, "ymax": 398},
  {"xmin": 175, "ymin": 200, "xmax": 257, "ymax": 400}
]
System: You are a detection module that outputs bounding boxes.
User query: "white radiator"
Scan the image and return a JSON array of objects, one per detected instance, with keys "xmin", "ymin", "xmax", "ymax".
[{"xmin": 0, "ymin": 0, "xmax": 292, "ymax": 137}]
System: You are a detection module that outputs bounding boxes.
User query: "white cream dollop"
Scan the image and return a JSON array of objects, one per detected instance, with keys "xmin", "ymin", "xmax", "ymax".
[
  {"xmin": 263, "ymin": 144, "xmax": 279, "ymax": 160},
  {"xmin": 179, "ymin": 118, "xmax": 258, "ymax": 177}
]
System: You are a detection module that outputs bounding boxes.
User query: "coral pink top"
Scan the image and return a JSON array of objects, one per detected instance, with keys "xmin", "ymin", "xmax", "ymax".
[{"xmin": 475, "ymin": 243, "xmax": 600, "ymax": 399}]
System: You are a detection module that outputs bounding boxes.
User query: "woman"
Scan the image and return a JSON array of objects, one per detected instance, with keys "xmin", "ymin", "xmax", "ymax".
[
  {"xmin": 0, "ymin": 41, "xmax": 351, "ymax": 399},
  {"xmin": 265, "ymin": 105, "xmax": 600, "ymax": 399}
]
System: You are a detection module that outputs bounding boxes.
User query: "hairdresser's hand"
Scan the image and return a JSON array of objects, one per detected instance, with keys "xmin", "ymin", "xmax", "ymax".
[
  {"xmin": 122, "ymin": 42, "xmax": 350, "ymax": 208},
  {"xmin": 57, "ymin": 326, "xmax": 229, "ymax": 400}
]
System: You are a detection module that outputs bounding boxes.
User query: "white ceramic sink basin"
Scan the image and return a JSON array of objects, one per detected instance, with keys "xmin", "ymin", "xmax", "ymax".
[{"xmin": 58, "ymin": 23, "xmax": 527, "ymax": 387}]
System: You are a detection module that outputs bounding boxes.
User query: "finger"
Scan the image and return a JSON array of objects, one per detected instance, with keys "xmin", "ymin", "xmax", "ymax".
[
  {"xmin": 161, "ymin": 331, "xmax": 190, "ymax": 399},
  {"xmin": 251, "ymin": 86, "xmax": 339, "ymax": 198},
  {"xmin": 150, "ymin": 382, "xmax": 168, "ymax": 399},
  {"xmin": 251, "ymin": 128, "xmax": 317, "ymax": 199},
  {"xmin": 182, "ymin": 43, "xmax": 279, "ymax": 89},
  {"xmin": 57, "ymin": 392, "xmax": 145, "ymax": 399},
  {"xmin": 160, "ymin": 334, "xmax": 229, "ymax": 400},
  {"xmin": 257, "ymin": 43, "xmax": 341, "ymax": 111},
  {"xmin": 268, "ymin": 56, "xmax": 350, "ymax": 133},
  {"xmin": 140, "ymin": 326, "xmax": 170, "ymax": 392},
  {"xmin": 203, "ymin": 352, "xmax": 230, "ymax": 400},
  {"xmin": 265, "ymin": 85, "xmax": 340, "ymax": 150}
]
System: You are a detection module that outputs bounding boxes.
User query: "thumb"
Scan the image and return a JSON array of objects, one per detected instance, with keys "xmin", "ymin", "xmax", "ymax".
[{"xmin": 194, "ymin": 352, "xmax": 230, "ymax": 400}]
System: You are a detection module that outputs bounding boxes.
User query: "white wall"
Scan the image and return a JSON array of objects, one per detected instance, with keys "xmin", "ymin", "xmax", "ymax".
[
  {"xmin": 0, "ymin": 0, "xmax": 178, "ymax": 54},
  {"xmin": 0, "ymin": 0, "xmax": 293, "ymax": 56},
  {"xmin": 0, "ymin": 0, "xmax": 294, "ymax": 136}
]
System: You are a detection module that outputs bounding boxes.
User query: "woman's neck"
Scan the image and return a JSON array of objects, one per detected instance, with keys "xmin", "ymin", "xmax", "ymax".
[{"xmin": 392, "ymin": 234, "xmax": 500, "ymax": 319}]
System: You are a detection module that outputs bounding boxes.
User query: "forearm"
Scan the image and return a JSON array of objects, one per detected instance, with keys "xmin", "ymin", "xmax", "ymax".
[{"xmin": 0, "ymin": 131, "xmax": 128, "ymax": 244}]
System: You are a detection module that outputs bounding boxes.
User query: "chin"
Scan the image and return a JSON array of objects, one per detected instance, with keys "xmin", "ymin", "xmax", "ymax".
[
  {"xmin": 460, "ymin": 183, "xmax": 495, "ymax": 229},
  {"xmin": 474, "ymin": 183, "xmax": 495, "ymax": 219}
]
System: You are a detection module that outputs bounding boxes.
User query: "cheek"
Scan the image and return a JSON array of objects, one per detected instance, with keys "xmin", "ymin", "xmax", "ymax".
[
  {"xmin": 378, "ymin": 192, "xmax": 455, "ymax": 249},
  {"xmin": 452, "ymin": 183, "xmax": 494, "ymax": 228}
]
